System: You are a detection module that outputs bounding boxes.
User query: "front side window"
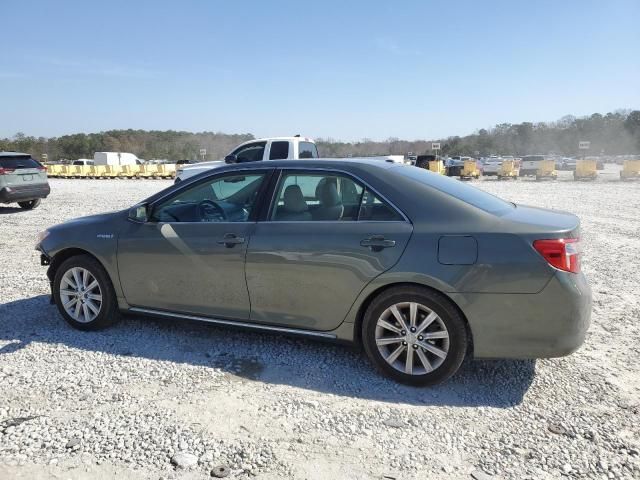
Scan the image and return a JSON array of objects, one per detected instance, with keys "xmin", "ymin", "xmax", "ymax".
[
  {"xmin": 152, "ymin": 173, "xmax": 266, "ymax": 223},
  {"xmin": 269, "ymin": 141, "xmax": 290, "ymax": 160},
  {"xmin": 298, "ymin": 142, "xmax": 318, "ymax": 159},
  {"xmin": 233, "ymin": 142, "xmax": 267, "ymax": 162},
  {"xmin": 270, "ymin": 171, "xmax": 403, "ymax": 222}
]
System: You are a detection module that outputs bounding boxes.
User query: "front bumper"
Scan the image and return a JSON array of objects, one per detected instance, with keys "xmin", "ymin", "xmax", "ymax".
[
  {"xmin": 452, "ymin": 271, "xmax": 592, "ymax": 359},
  {"xmin": 0, "ymin": 183, "xmax": 51, "ymax": 203}
]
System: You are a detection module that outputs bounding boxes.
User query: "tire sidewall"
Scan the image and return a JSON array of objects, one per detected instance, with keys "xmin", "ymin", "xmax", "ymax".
[
  {"xmin": 362, "ymin": 288, "xmax": 467, "ymax": 386},
  {"xmin": 53, "ymin": 255, "xmax": 118, "ymax": 330}
]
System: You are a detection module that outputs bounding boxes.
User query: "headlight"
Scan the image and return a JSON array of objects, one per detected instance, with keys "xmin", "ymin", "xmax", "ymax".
[{"xmin": 35, "ymin": 229, "xmax": 50, "ymax": 247}]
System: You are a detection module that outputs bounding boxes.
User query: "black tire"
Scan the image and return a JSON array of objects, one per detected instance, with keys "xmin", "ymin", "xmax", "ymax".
[
  {"xmin": 362, "ymin": 286, "xmax": 468, "ymax": 386},
  {"xmin": 52, "ymin": 255, "xmax": 120, "ymax": 331},
  {"xmin": 18, "ymin": 199, "xmax": 41, "ymax": 210}
]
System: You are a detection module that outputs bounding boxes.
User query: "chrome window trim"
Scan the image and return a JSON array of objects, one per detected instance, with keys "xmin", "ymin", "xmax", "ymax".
[{"xmin": 129, "ymin": 307, "xmax": 337, "ymax": 339}]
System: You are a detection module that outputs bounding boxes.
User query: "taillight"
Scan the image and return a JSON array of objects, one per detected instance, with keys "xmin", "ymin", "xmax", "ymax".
[
  {"xmin": 0, "ymin": 167, "xmax": 15, "ymax": 175},
  {"xmin": 38, "ymin": 166, "xmax": 47, "ymax": 171},
  {"xmin": 533, "ymin": 238, "xmax": 581, "ymax": 273}
]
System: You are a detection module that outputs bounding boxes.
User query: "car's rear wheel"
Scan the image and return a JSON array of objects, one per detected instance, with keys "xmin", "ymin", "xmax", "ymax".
[
  {"xmin": 53, "ymin": 255, "xmax": 120, "ymax": 330},
  {"xmin": 18, "ymin": 199, "xmax": 41, "ymax": 210},
  {"xmin": 362, "ymin": 286, "xmax": 468, "ymax": 386}
]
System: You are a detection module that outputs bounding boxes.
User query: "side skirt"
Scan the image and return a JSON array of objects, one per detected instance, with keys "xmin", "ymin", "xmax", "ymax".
[{"xmin": 128, "ymin": 307, "xmax": 338, "ymax": 340}]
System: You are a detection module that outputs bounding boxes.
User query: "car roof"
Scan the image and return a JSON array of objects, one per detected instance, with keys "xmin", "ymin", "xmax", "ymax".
[
  {"xmin": 236, "ymin": 136, "xmax": 315, "ymax": 147},
  {"xmin": 0, "ymin": 151, "xmax": 30, "ymax": 157},
  {"xmin": 218, "ymin": 157, "xmax": 402, "ymax": 172}
]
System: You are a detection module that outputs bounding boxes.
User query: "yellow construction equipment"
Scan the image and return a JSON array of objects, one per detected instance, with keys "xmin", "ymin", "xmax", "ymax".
[
  {"xmin": 428, "ymin": 159, "xmax": 445, "ymax": 175},
  {"xmin": 497, "ymin": 159, "xmax": 519, "ymax": 180},
  {"xmin": 459, "ymin": 159, "xmax": 480, "ymax": 180},
  {"xmin": 620, "ymin": 159, "xmax": 640, "ymax": 180},
  {"xmin": 119, "ymin": 165, "xmax": 141, "ymax": 179},
  {"xmin": 574, "ymin": 159, "xmax": 597, "ymax": 181},
  {"xmin": 47, "ymin": 165, "xmax": 63, "ymax": 177},
  {"xmin": 138, "ymin": 164, "xmax": 159, "ymax": 178},
  {"xmin": 156, "ymin": 164, "xmax": 177, "ymax": 178},
  {"xmin": 535, "ymin": 159, "xmax": 557, "ymax": 181}
]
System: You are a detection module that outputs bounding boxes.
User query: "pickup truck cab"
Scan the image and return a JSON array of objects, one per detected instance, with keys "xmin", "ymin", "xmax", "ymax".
[{"xmin": 175, "ymin": 136, "xmax": 318, "ymax": 183}]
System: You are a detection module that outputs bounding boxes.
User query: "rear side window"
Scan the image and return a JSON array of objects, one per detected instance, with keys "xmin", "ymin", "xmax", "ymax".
[
  {"xmin": 0, "ymin": 156, "xmax": 41, "ymax": 169},
  {"xmin": 298, "ymin": 142, "xmax": 318, "ymax": 159},
  {"xmin": 395, "ymin": 166, "xmax": 514, "ymax": 214},
  {"xmin": 269, "ymin": 141, "xmax": 289, "ymax": 160},
  {"xmin": 233, "ymin": 142, "xmax": 267, "ymax": 162}
]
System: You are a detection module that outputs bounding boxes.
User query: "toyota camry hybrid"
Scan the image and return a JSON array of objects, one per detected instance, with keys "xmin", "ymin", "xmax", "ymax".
[{"xmin": 36, "ymin": 159, "xmax": 591, "ymax": 385}]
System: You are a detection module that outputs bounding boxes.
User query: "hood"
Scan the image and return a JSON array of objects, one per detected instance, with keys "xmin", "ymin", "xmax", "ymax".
[{"xmin": 48, "ymin": 210, "xmax": 126, "ymax": 234}]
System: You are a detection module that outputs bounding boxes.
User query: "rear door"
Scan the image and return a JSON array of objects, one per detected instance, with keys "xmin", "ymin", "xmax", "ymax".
[{"xmin": 245, "ymin": 169, "xmax": 413, "ymax": 331}]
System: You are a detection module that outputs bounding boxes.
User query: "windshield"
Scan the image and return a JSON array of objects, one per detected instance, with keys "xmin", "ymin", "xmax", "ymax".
[{"xmin": 394, "ymin": 166, "xmax": 514, "ymax": 214}]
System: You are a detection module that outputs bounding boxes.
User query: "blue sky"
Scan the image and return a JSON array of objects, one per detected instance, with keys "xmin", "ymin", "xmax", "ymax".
[{"xmin": 1, "ymin": 0, "xmax": 639, "ymax": 141}]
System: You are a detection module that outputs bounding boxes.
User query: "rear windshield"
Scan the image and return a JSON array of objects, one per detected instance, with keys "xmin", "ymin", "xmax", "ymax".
[
  {"xmin": 394, "ymin": 166, "xmax": 514, "ymax": 214},
  {"xmin": 298, "ymin": 142, "xmax": 318, "ymax": 159},
  {"xmin": 523, "ymin": 155, "xmax": 545, "ymax": 162},
  {"xmin": 0, "ymin": 156, "xmax": 41, "ymax": 169}
]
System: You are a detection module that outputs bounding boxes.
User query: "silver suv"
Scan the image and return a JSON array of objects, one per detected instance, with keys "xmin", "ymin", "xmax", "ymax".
[{"xmin": 0, "ymin": 152, "xmax": 51, "ymax": 210}]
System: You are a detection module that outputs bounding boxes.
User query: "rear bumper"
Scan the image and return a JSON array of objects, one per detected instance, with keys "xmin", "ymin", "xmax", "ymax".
[
  {"xmin": 452, "ymin": 272, "xmax": 591, "ymax": 359},
  {"xmin": 0, "ymin": 183, "xmax": 51, "ymax": 203}
]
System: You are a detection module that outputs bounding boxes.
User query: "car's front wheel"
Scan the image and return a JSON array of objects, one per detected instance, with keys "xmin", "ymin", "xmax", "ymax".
[
  {"xmin": 18, "ymin": 199, "xmax": 41, "ymax": 210},
  {"xmin": 53, "ymin": 255, "xmax": 120, "ymax": 330},
  {"xmin": 362, "ymin": 286, "xmax": 468, "ymax": 386}
]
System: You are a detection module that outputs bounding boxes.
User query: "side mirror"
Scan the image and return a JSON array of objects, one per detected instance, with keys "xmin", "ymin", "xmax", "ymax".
[
  {"xmin": 128, "ymin": 203, "xmax": 149, "ymax": 223},
  {"xmin": 224, "ymin": 154, "xmax": 238, "ymax": 164}
]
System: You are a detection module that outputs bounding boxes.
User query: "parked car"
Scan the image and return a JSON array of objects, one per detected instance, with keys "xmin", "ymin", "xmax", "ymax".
[
  {"xmin": 482, "ymin": 156, "xmax": 503, "ymax": 176},
  {"xmin": 72, "ymin": 159, "xmax": 94, "ymax": 166},
  {"xmin": 37, "ymin": 159, "xmax": 591, "ymax": 386},
  {"xmin": 175, "ymin": 136, "xmax": 318, "ymax": 183},
  {"xmin": 0, "ymin": 152, "xmax": 51, "ymax": 210},
  {"xmin": 520, "ymin": 155, "xmax": 546, "ymax": 176},
  {"xmin": 557, "ymin": 157, "xmax": 577, "ymax": 171}
]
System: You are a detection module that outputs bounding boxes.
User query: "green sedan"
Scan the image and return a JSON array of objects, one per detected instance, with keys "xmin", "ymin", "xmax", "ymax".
[{"xmin": 36, "ymin": 159, "xmax": 591, "ymax": 385}]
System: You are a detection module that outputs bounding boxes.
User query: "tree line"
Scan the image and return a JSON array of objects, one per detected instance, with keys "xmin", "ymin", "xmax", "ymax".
[{"xmin": 1, "ymin": 110, "xmax": 639, "ymax": 162}]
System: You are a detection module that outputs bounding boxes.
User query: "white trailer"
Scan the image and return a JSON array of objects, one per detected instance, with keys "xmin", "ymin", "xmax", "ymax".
[{"xmin": 93, "ymin": 152, "xmax": 139, "ymax": 166}]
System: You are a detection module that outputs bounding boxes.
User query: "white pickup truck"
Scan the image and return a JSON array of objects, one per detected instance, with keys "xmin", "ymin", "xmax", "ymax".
[{"xmin": 175, "ymin": 136, "xmax": 318, "ymax": 183}]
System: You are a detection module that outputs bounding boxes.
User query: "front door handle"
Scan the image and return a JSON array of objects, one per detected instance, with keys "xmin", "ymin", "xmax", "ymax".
[
  {"xmin": 217, "ymin": 233, "xmax": 245, "ymax": 248},
  {"xmin": 360, "ymin": 235, "xmax": 396, "ymax": 252}
]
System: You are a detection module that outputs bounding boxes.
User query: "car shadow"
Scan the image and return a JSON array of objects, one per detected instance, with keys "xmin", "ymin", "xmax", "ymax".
[
  {"xmin": 0, "ymin": 295, "xmax": 536, "ymax": 407},
  {"xmin": 0, "ymin": 206, "xmax": 26, "ymax": 215}
]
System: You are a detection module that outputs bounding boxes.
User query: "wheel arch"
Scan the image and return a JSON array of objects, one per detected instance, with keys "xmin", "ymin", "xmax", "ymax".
[
  {"xmin": 352, "ymin": 281, "xmax": 474, "ymax": 355},
  {"xmin": 47, "ymin": 247, "xmax": 107, "ymax": 284}
]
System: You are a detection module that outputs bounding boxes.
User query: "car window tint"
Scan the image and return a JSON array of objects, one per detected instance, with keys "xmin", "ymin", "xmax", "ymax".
[
  {"xmin": 394, "ymin": 165, "xmax": 513, "ymax": 214},
  {"xmin": 298, "ymin": 142, "xmax": 318, "ymax": 159},
  {"xmin": 233, "ymin": 142, "xmax": 267, "ymax": 162},
  {"xmin": 0, "ymin": 156, "xmax": 41, "ymax": 169},
  {"xmin": 271, "ymin": 172, "xmax": 363, "ymax": 221},
  {"xmin": 269, "ymin": 141, "xmax": 289, "ymax": 160},
  {"xmin": 152, "ymin": 173, "xmax": 265, "ymax": 223},
  {"xmin": 358, "ymin": 189, "xmax": 404, "ymax": 221}
]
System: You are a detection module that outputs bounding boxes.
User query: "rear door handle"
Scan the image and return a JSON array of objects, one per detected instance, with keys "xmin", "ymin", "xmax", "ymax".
[
  {"xmin": 360, "ymin": 235, "xmax": 396, "ymax": 252},
  {"xmin": 217, "ymin": 233, "xmax": 245, "ymax": 248}
]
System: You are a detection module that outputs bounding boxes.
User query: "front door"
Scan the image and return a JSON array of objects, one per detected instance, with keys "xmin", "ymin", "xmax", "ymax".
[
  {"xmin": 245, "ymin": 170, "xmax": 413, "ymax": 331},
  {"xmin": 117, "ymin": 170, "xmax": 269, "ymax": 319}
]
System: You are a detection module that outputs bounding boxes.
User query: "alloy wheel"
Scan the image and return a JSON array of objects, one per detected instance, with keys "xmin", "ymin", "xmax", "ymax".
[
  {"xmin": 374, "ymin": 302, "xmax": 450, "ymax": 375},
  {"xmin": 59, "ymin": 267, "xmax": 103, "ymax": 323}
]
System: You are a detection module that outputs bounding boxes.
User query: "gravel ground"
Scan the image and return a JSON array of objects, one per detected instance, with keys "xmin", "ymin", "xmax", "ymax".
[{"xmin": 1, "ymin": 165, "xmax": 639, "ymax": 480}]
